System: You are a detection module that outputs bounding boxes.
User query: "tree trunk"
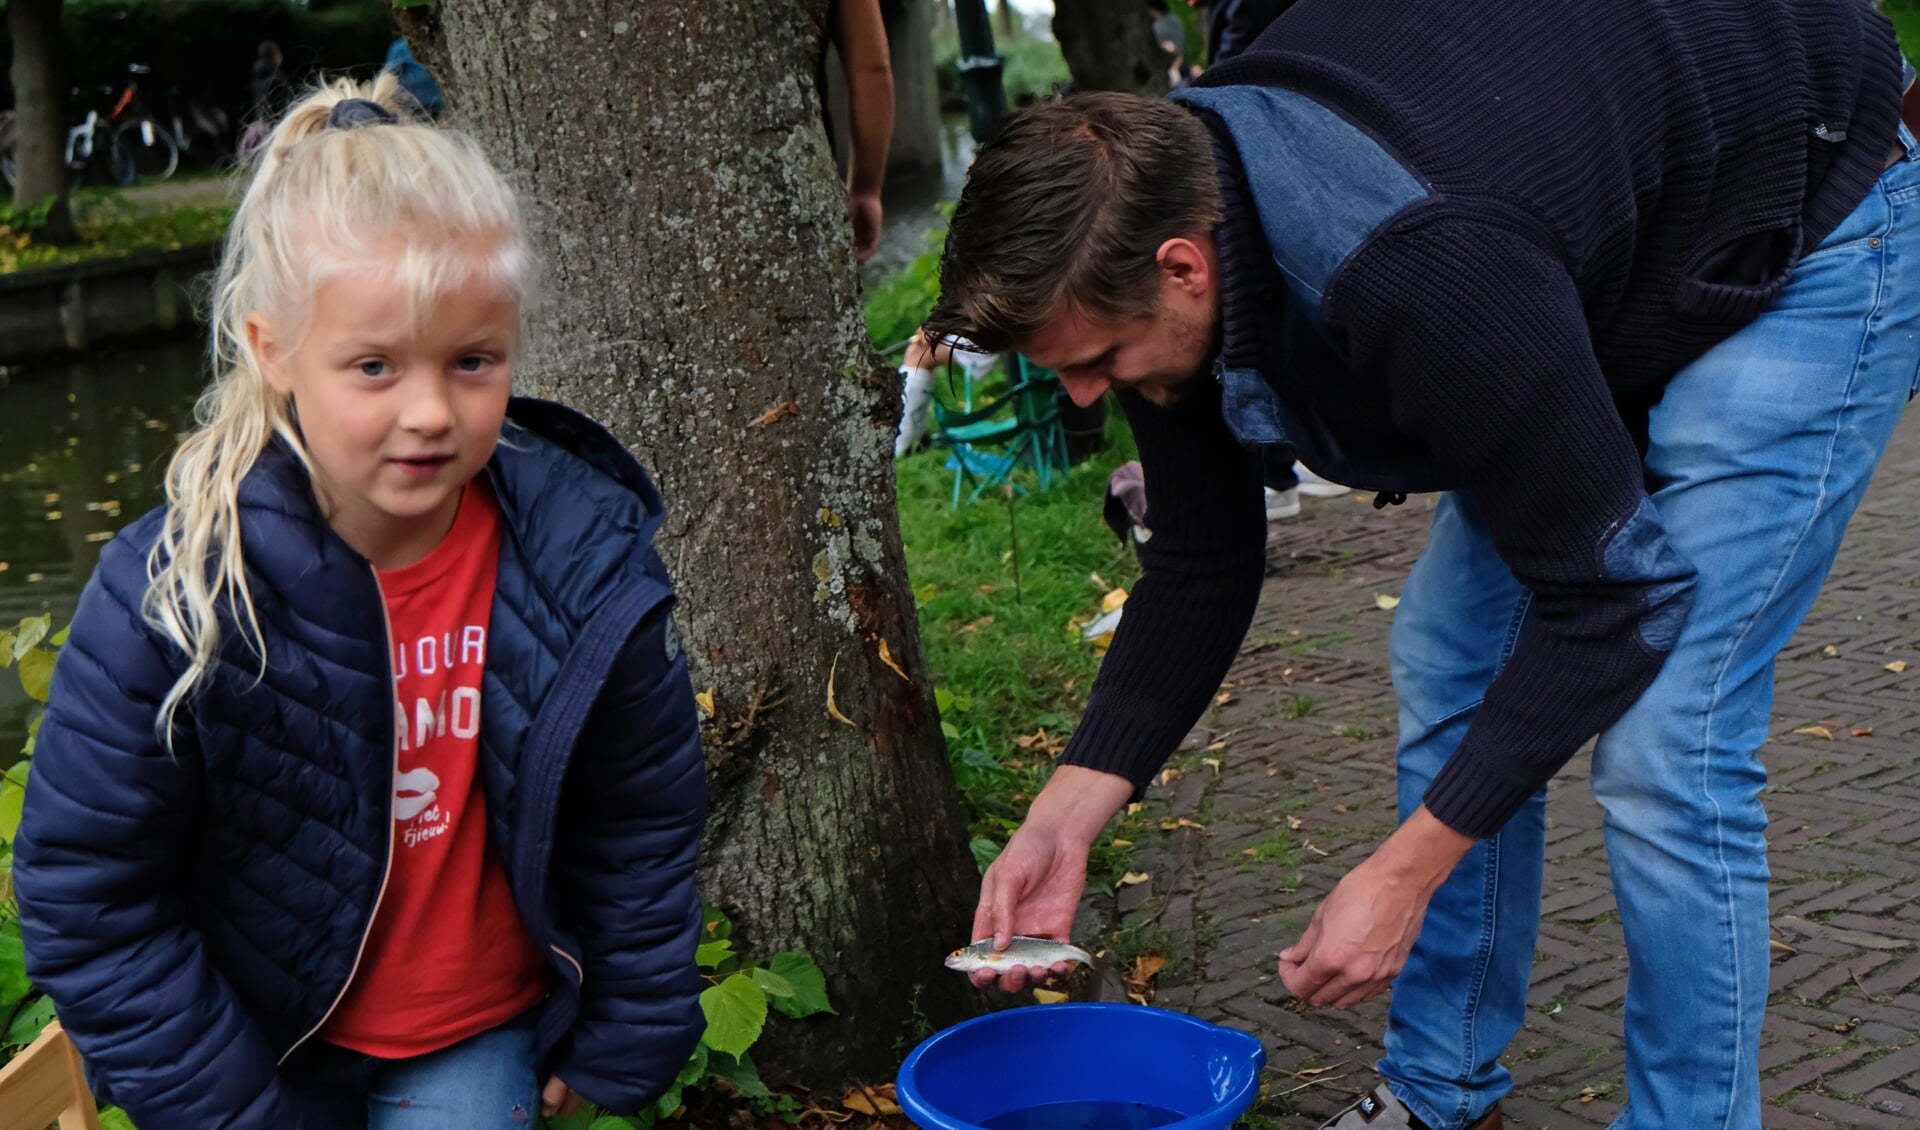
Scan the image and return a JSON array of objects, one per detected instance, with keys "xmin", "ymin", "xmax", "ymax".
[
  {"xmin": 7, "ymin": 0, "xmax": 75, "ymax": 242},
  {"xmin": 1052, "ymin": 0, "xmax": 1171, "ymax": 96},
  {"xmin": 408, "ymin": 0, "xmax": 981, "ymax": 1088},
  {"xmin": 883, "ymin": 0, "xmax": 944, "ymax": 179}
]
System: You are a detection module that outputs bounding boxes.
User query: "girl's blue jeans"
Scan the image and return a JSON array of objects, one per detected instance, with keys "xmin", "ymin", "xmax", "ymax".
[
  {"xmin": 1380, "ymin": 123, "xmax": 1920, "ymax": 1130},
  {"xmin": 282, "ymin": 1011, "xmax": 541, "ymax": 1130}
]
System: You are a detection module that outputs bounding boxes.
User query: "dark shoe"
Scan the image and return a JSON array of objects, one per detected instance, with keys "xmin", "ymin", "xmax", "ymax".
[{"xmin": 1314, "ymin": 1086, "xmax": 1503, "ymax": 1130}]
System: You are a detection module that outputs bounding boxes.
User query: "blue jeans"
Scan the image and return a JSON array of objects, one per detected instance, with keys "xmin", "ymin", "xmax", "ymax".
[
  {"xmin": 281, "ymin": 1014, "xmax": 541, "ymax": 1130},
  {"xmin": 1380, "ymin": 124, "xmax": 1920, "ymax": 1130}
]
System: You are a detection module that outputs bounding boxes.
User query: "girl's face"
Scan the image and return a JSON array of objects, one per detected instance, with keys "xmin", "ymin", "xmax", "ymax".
[{"xmin": 249, "ymin": 255, "xmax": 518, "ymax": 569}]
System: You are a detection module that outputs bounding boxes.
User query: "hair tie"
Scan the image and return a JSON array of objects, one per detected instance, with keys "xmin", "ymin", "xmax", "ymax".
[{"xmin": 326, "ymin": 98, "xmax": 398, "ymax": 130}]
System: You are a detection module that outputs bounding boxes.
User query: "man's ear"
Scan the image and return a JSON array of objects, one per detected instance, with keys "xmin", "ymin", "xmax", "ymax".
[
  {"xmin": 246, "ymin": 312, "xmax": 293, "ymax": 394},
  {"xmin": 1156, "ymin": 236, "xmax": 1213, "ymax": 298}
]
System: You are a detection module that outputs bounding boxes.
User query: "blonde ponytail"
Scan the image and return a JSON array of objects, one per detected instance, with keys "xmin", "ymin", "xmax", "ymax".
[{"xmin": 145, "ymin": 73, "xmax": 529, "ymax": 744}]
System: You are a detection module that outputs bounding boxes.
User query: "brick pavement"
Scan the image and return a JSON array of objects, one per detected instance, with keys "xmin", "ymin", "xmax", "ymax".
[{"xmin": 1096, "ymin": 415, "xmax": 1920, "ymax": 1128}]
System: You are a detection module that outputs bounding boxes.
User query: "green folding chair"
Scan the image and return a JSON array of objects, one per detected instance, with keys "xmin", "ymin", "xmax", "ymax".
[{"xmin": 932, "ymin": 354, "xmax": 1073, "ymax": 507}]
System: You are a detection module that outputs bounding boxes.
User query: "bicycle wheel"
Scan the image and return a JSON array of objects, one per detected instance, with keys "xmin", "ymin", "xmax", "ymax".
[{"xmin": 114, "ymin": 119, "xmax": 178, "ymax": 183}]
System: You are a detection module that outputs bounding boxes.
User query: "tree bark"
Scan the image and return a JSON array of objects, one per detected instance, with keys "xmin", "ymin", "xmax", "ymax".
[
  {"xmin": 7, "ymin": 0, "xmax": 75, "ymax": 242},
  {"xmin": 410, "ymin": 0, "xmax": 981, "ymax": 1088},
  {"xmin": 883, "ymin": 0, "xmax": 944, "ymax": 178},
  {"xmin": 1051, "ymin": 0, "xmax": 1171, "ymax": 96}
]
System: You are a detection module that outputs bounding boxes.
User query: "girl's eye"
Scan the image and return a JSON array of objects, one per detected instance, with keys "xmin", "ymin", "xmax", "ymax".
[
  {"xmin": 358, "ymin": 360, "xmax": 389, "ymax": 378},
  {"xmin": 456, "ymin": 355, "xmax": 490, "ymax": 373}
]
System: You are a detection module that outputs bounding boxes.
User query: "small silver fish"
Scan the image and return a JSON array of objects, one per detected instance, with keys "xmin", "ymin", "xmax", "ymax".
[{"xmin": 944, "ymin": 936, "xmax": 1094, "ymax": 973}]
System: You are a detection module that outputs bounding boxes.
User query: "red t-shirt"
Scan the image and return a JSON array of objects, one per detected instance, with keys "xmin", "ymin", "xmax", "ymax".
[{"xmin": 324, "ymin": 483, "xmax": 549, "ymax": 1058}]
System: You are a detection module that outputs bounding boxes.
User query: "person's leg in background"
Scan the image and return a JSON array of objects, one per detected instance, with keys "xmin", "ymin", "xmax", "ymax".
[
  {"xmin": 1263, "ymin": 446, "xmax": 1302, "ymax": 518},
  {"xmin": 1372, "ymin": 492, "xmax": 1543, "ymax": 1130},
  {"xmin": 1588, "ymin": 131, "xmax": 1920, "ymax": 1130}
]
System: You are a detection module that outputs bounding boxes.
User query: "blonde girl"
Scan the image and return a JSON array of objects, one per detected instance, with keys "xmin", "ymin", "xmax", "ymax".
[{"xmin": 14, "ymin": 75, "xmax": 707, "ymax": 1128}]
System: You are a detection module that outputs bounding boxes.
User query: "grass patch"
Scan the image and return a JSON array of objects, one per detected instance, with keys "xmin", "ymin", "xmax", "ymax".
[
  {"xmin": 896, "ymin": 402, "xmax": 1144, "ymax": 870},
  {"xmin": 0, "ymin": 186, "xmax": 232, "ymax": 274}
]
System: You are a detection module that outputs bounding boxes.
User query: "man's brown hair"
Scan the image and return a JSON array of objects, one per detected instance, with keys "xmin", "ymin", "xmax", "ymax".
[{"xmin": 922, "ymin": 91, "xmax": 1222, "ymax": 354}]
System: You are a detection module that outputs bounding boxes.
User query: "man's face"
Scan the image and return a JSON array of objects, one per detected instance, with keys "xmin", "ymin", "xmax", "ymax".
[{"xmin": 1017, "ymin": 236, "xmax": 1221, "ymax": 409}]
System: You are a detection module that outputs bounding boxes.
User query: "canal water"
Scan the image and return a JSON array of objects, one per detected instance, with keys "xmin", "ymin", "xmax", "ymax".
[
  {"xmin": 0, "ymin": 118, "xmax": 971, "ymax": 767},
  {"xmin": 0, "ymin": 338, "xmax": 208, "ymax": 764}
]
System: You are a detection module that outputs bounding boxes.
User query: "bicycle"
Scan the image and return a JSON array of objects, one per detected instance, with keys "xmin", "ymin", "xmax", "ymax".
[{"xmin": 106, "ymin": 64, "xmax": 179, "ymax": 184}]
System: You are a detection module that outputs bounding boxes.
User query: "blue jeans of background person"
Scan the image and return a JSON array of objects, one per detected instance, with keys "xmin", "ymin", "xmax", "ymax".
[
  {"xmin": 1379, "ymin": 123, "xmax": 1920, "ymax": 1130},
  {"xmin": 282, "ymin": 1012, "xmax": 541, "ymax": 1130}
]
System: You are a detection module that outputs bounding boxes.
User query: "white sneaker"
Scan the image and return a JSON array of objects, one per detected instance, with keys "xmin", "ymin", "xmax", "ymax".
[
  {"xmin": 1264, "ymin": 486, "xmax": 1300, "ymax": 520},
  {"xmin": 1293, "ymin": 461, "xmax": 1351, "ymax": 498}
]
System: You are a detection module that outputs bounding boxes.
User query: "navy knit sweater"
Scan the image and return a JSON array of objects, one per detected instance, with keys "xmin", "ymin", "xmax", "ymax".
[{"xmin": 1060, "ymin": 0, "xmax": 1904, "ymax": 838}]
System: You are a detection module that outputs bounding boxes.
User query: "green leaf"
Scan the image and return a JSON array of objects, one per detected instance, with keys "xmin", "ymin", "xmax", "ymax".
[
  {"xmin": 748, "ymin": 966, "xmax": 795, "ymax": 999},
  {"xmin": 960, "ymin": 747, "xmax": 1001, "ymax": 772},
  {"xmin": 97, "ymin": 1109, "xmax": 136, "ymax": 1130},
  {"xmin": 391, "ymin": 0, "xmax": 435, "ymax": 8},
  {"xmin": 0, "ymin": 780, "xmax": 23, "ymax": 844},
  {"xmin": 935, "ymin": 687, "xmax": 954, "ymax": 713},
  {"xmin": 701, "ymin": 903, "xmax": 732, "ymax": 942},
  {"xmin": 971, "ymin": 837, "xmax": 1004, "ymax": 874},
  {"xmin": 766, "ymin": 951, "xmax": 834, "ymax": 1018},
  {"xmin": 673, "ymin": 1041, "xmax": 710, "ymax": 1088},
  {"xmin": 695, "ymin": 939, "xmax": 733, "ymax": 969},
  {"xmin": 0, "ymin": 631, "xmax": 13, "ymax": 667},
  {"xmin": 941, "ymin": 720, "xmax": 961, "ymax": 742},
  {"xmin": 18, "ymin": 647, "xmax": 54, "ymax": 703},
  {"xmin": 587, "ymin": 1118, "xmax": 638, "ymax": 1130},
  {"xmin": 652, "ymin": 1083, "xmax": 684, "ymax": 1119},
  {"xmin": 49, "ymin": 626, "xmax": 69, "ymax": 647},
  {"xmin": 544, "ymin": 1109, "xmax": 598, "ymax": 1130},
  {"xmin": 12, "ymin": 615, "xmax": 49, "ymax": 661},
  {"xmin": 698, "ymin": 973, "xmax": 767, "ymax": 1057},
  {"xmin": 0, "ymin": 920, "xmax": 30, "ymax": 1014},
  {"xmin": 709, "ymin": 1050, "xmax": 771, "ymax": 1099},
  {"xmin": 6, "ymin": 993, "xmax": 56, "ymax": 1049},
  {"xmin": 22, "ymin": 713, "xmax": 41, "ymax": 757}
]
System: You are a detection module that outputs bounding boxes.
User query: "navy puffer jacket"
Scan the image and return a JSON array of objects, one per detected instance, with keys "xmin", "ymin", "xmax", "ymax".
[{"xmin": 13, "ymin": 399, "xmax": 707, "ymax": 1128}]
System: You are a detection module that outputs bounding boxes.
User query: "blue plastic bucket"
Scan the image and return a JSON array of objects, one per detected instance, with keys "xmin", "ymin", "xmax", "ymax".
[{"xmin": 896, "ymin": 1003, "xmax": 1267, "ymax": 1130}]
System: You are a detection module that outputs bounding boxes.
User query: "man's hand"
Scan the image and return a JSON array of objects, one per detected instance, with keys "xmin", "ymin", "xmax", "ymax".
[
  {"xmin": 1278, "ymin": 806, "xmax": 1472, "ymax": 1008},
  {"xmin": 541, "ymin": 1076, "xmax": 583, "ymax": 1119},
  {"xmin": 850, "ymin": 188, "xmax": 883, "ymax": 264},
  {"xmin": 969, "ymin": 765, "xmax": 1134, "ymax": 993}
]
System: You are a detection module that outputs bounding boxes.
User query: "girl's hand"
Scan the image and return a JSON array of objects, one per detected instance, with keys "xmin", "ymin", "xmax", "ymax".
[{"xmin": 541, "ymin": 1076, "xmax": 584, "ymax": 1118}]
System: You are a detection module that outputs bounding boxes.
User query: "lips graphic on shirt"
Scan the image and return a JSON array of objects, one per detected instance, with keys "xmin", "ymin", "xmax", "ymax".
[{"xmin": 393, "ymin": 767, "xmax": 441, "ymax": 822}]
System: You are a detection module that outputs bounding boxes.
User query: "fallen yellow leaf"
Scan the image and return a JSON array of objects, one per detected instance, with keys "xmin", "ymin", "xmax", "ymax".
[
  {"xmin": 841, "ymin": 1088, "xmax": 901, "ymax": 1116},
  {"xmin": 694, "ymin": 688, "xmax": 716, "ymax": 717},
  {"xmin": 1374, "ymin": 593, "xmax": 1401, "ymax": 610},
  {"xmin": 1287, "ymin": 815, "xmax": 1303, "ymax": 830},
  {"xmin": 1202, "ymin": 758, "xmax": 1222, "ymax": 775},
  {"xmin": 1889, "ymin": 660, "xmax": 1910, "ymax": 673},
  {"xmin": 1101, "ymin": 587, "xmax": 1129, "ymax": 612},
  {"xmin": 1822, "ymin": 644, "xmax": 1840, "ymax": 658},
  {"xmin": 1032, "ymin": 988, "xmax": 1069, "ymax": 1004},
  {"xmin": 1127, "ymin": 992, "xmax": 1150, "ymax": 1005},
  {"xmin": 1111, "ymin": 838, "xmax": 1133, "ymax": 847},
  {"xmin": 1117, "ymin": 871, "xmax": 1150, "ymax": 887},
  {"xmin": 875, "ymin": 636, "xmax": 910, "ymax": 682},
  {"xmin": 1215, "ymin": 692, "xmax": 1234, "ymax": 705},
  {"xmin": 1090, "ymin": 572, "xmax": 1109, "ymax": 590},
  {"xmin": 1853, "ymin": 727, "xmax": 1874, "ymax": 737},
  {"xmin": 747, "ymin": 400, "xmax": 800, "ymax": 427},
  {"xmin": 1769, "ymin": 938, "xmax": 1798, "ymax": 955},
  {"xmin": 1205, "ymin": 739, "xmax": 1228, "ymax": 751},
  {"xmin": 826, "ymin": 652, "xmax": 854, "ymax": 726},
  {"xmin": 1793, "ymin": 725, "xmax": 1834, "ymax": 740}
]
